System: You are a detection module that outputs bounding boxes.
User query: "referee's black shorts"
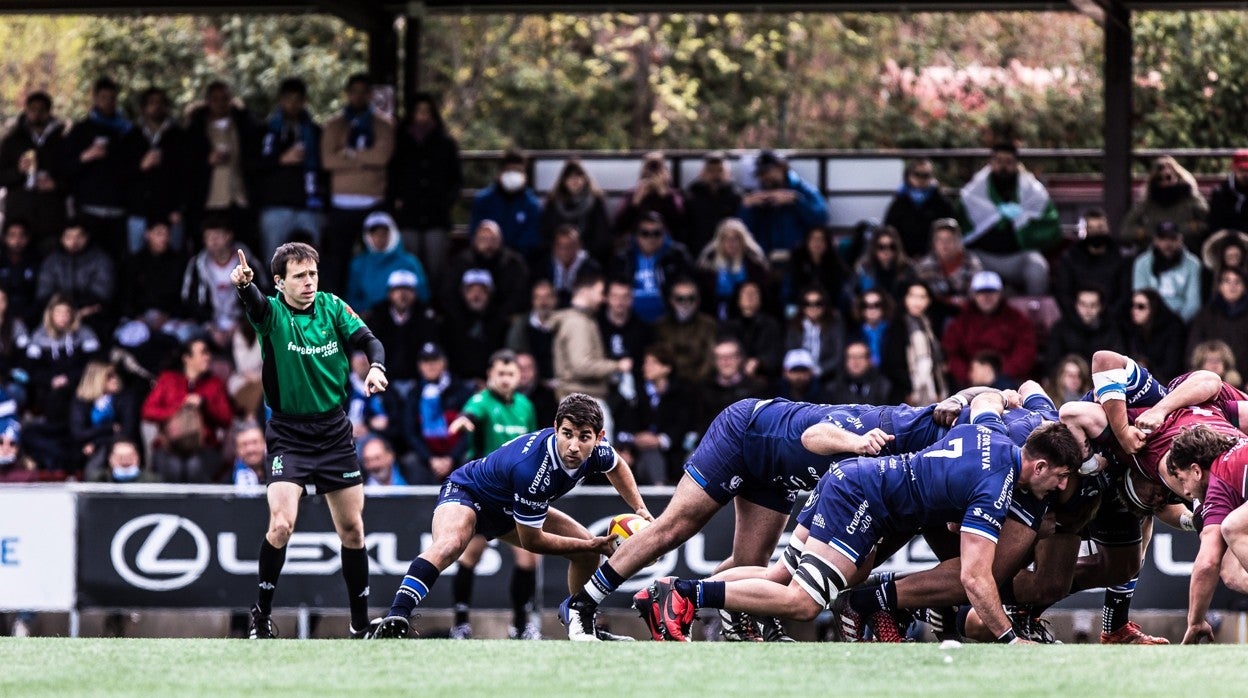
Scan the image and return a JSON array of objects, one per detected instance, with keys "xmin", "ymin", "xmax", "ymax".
[{"xmin": 265, "ymin": 408, "xmax": 362, "ymax": 495}]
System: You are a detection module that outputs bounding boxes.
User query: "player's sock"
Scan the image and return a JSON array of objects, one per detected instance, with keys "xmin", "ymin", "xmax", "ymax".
[
  {"xmin": 673, "ymin": 579, "xmax": 725, "ymax": 609},
  {"xmin": 389, "ymin": 557, "xmax": 440, "ymax": 619},
  {"xmin": 847, "ymin": 577, "xmax": 898, "ymax": 616},
  {"xmin": 511, "ymin": 567, "xmax": 537, "ymax": 630},
  {"xmin": 256, "ymin": 539, "xmax": 286, "ymax": 615},
  {"xmin": 998, "ymin": 579, "xmax": 1018, "ymax": 605},
  {"xmin": 1102, "ymin": 577, "xmax": 1137, "ymax": 633},
  {"xmin": 580, "ymin": 562, "xmax": 625, "ymax": 604},
  {"xmin": 452, "ymin": 564, "xmax": 476, "ymax": 625},
  {"xmin": 954, "ymin": 605, "xmax": 972, "ymax": 638},
  {"xmin": 340, "ymin": 546, "xmax": 371, "ymax": 630}
]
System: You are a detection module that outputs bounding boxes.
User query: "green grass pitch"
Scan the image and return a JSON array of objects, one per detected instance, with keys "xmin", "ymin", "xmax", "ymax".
[{"xmin": 0, "ymin": 638, "xmax": 1239, "ymax": 697}]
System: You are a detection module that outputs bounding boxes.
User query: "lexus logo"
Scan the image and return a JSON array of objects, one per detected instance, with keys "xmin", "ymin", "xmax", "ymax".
[{"xmin": 110, "ymin": 514, "xmax": 210, "ymax": 591}]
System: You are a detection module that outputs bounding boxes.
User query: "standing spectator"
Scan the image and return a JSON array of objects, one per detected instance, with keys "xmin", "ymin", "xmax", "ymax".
[
  {"xmin": 785, "ymin": 225, "xmax": 848, "ymax": 307},
  {"xmin": 684, "ymin": 151, "xmax": 743, "ymax": 258},
  {"xmin": 784, "ymin": 285, "xmax": 845, "ymax": 380},
  {"xmin": 184, "ymin": 81, "xmax": 259, "ymax": 252},
  {"xmin": 441, "ymin": 269, "xmax": 508, "ymax": 382},
  {"xmin": 1188, "ymin": 340, "xmax": 1243, "ymax": 389},
  {"xmin": 1207, "ymin": 148, "xmax": 1248, "ymax": 236},
  {"xmin": 1132, "ymin": 220, "xmax": 1203, "ymax": 323},
  {"xmin": 506, "ymin": 280, "xmax": 558, "ymax": 382},
  {"xmin": 614, "ymin": 152, "xmax": 686, "ymax": 245},
  {"xmin": 444, "ymin": 220, "xmax": 529, "ymax": 318},
  {"xmin": 321, "ymin": 74, "xmax": 396, "ymax": 296},
  {"xmin": 612, "ymin": 343, "xmax": 698, "ymax": 486},
  {"xmin": 140, "ymin": 338, "xmax": 233, "ymax": 483},
  {"xmin": 367, "ymin": 270, "xmax": 437, "ymax": 398},
  {"xmin": 653, "ymin": 278, "xmax": 718, "ymax": 384},
  {"xmin": 1043, "ymin": 286, "xmax": 1124, "ymax": 369},
  {"xmin": 346, "ymin": 211, "xmax": 430, "ymax": 312},
  {"xmin": 64, "ymin": 77, "xmax": 132, "ymax": 261},
  {"xmin": 0, "ymin": 91, "xmax": 67, "ymax": 245},
  {"xmin": 121, "ymin": 87, "xmax": 187, "ymax": 254},
  {"xmin": 597, "ymin": 279, "xmax": 652, "ymax": 389},
  {"xmin": 181, "ymin": 216, "xmax": 265, "ymax": 330},
  {"xmin": 941, "ymin": 271, "xmax": 1036, "ymax": 388},
  {"xmin": 1120, "ymin": 155, "xmax": 1208, "ymax": 253},
  {"xmin": 550, "ymin": 270, "xmax": 628, "ymax": 433},
  {"xmin": 231, "ymin": 422, "xmax": 267, "ymax": 487},
  {"xmin": 70, "ymin": 361, "xmax": 136, "ymax": 478},
  {"xmin": 914, "ymin": 217, "xmax": 983, "ymax": 327},
  {"xmin": 848, "ymin": 225, "xmax": 915, "ymax": 302},
  {"xmin": 540, "ymin": 159, "xmax": 611, "ymax": 264},
  {"xmin": 1121, "ymin": 289, "xmax": 1186, "ymax": 384},
  {"xmin": 897, "ymin": 281, "xmax": 948, "ymax": 405},
  {"xmin": 1053, "ymin": 209, "xmax": 1131, "ymax": 319},
  {"xmin": 609, "ymin": 211, "xmax": 693, "ymax": 324},
  {"xmin": 1188, "ymin": 267, "xmax": 1248, "ymax": 372},
  {"xmin": 824, "ymin": 341, "xmax": 891, "ymax": 405},
  {"xmin": 256, "ymin": 77, "xmax": 326, "ymax": 260},
  {"xmin": 119, "ymin": 217, "xmax": 187, "ymax": 319},
  {"xmin": 740, "ymin": 150, "xmax": 828, "ymax": 255},
  {"xmin": 0, "ymin": 219, "xmax": 41, "ymax": 324},
  {"xmin": 389, "ymin": 93, "xmax": 462, "ymax": 282},
  {"xmin": 468, "ymin": 149, "xmax": 543, "ymax": 267},
  {"xmin": 701, "ymin": 338, "xmax": 766, "ymax": 419},
  {"xmin": 539, "ymin": 225, "xmax": 602, "ymax": 308},
  {"xmin": 958, "ymin": 143, "xmax": 1059, "ymax": 295},
  {"xmin": 35, "ymin": 221, "xmax": 115, "ymax": 338},
  {"xmin": 361, "ymin": 435, "xmax": 408, "ymax": 487},
  {"xmin": 722, "ymin": 280, "xmax": 783, "ymax": 380},
  {"xmin": 777, "ymin": 348, "xmax": 825, "ymax": 403},
  {"xmin": 402, "ymin": 342, "xmax": 474, "ymax": 482},
  {"xmin": 883, "ymin": 158, "xmax": 959, "ymax": 258},
  {"xmin": 848, "ymin": 289, "xmax": 910, "ymax": 404},
  {"xmin": 694, "ymin": 217, "xmax": 769, "ymax": 320}
]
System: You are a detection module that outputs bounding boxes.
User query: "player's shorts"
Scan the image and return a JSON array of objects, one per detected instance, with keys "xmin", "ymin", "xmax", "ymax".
[
  {"xmin": 1085, "ymin": 484, "xmax": 1144, "ymax": 547},
  {"xmin": 682, "ymin": 399, "xmax": 795, "ymax": 514},
  {"xmin": 1007, "ymin": 491, "xmax": 1048, "ymax": 533},
  {"xmin": 265, "ymin": 409, "xmax": 361, "ymax": 495},
  {"xmin": 794, "ymin": 465, "xmax": 882, "ymax": 565},
  {"xmin": 435, "ymin": 481, "xmax": 517, "ymax": 540}
]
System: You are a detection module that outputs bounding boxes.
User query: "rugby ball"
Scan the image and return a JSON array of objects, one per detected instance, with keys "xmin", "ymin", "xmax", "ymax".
[{"xmin": 608, "ymin": 513, "xmax": 650, "ymax": 550}]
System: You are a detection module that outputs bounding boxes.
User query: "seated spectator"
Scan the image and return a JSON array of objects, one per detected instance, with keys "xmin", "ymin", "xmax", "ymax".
[
  {"xmin": 93, "ymin": 439, "xmax": 158, "ymax": 483},
  {"xmin": 941, "ymin": 271, "xmax": 1036, "ymax": 388},
  {"xmin": 182, "ymin": 216, "xmax": 266, "ymax": 330},
  {"xmin": 897, "ymin": 281, "xmax": 949, "ymax": 406},
  {"xmin": 848, "ymin": 289, "xmax": 910, "ymax": 404},
  {"xmin": 684, "ymin": 151, "xmax": 743, "ymax": 258},
  {"xmin": 402, "ymin": 342, "xmax": 474, "ymax": 483},
  {"xmin": 740, "ymin": 150, "xmax": 828, "ymax": 255},
  {"xmin": 468, "ymin": 148, "xmax": 543, "ymax": 267},
  {"xmin": 598, "ymin": 280, "xmax": 652, "ymax": 396},
  {"xmin": 112, "ymin": 309, "xmax": 180, "ymax": 381},
  {"xmin": 70, "ymin": 361, "xmax": 136, "ymax": 479},
  {"xmin": 695, "ymin": 217, "xmax": 769, "ymax": 320},
  {"xmin": 883, "ymin": 157, "xmax": 959, "ymax": 258},
  {"xmin": 653, "ymin": 278, "xmax": 718, "ymax": 384},
  {"xmin": 0, "ymin": 420, "xmax": 39, "ymax": 483},
  {"xmin": 914, "ymin": 217, "xmax": 983, "ymax": 327},
  {"xmin": 540, "ymin": 159, "xmax": 611, "ymax": 263},
  {"xmin": 958, "ymin": 143, "xmax": 1058, "ymax": 295},
  {"xmin": 848, "ymin": 224, "xmax": 915, "ymax": 303},
  {"xmin": 540, "ymin": 224, "xmax": 602, "ymax": 307},
  {"xmin": 609, "ymin": 210, "xmax": 693, "ymax": 324},
  {"xmin": 64, "ymin": 77, "xmax": 131, "ymax": 262},
  {"xmin": 1188, "ymin": 267, "xmax": 1248, "ymax": 372},
  {"xmin": 120, "ymin": 217, "xmax": 188, "ymax": 319},
  {"xmin": 701, "ymin": 338, "xmax": 766, "ymax": 419},
  {"xmin": 0, "ymin": 219, "xmax": 41, "ymax": 324},
  {"xmin": 388, "ymin": 92, "xmax": 462, "ymax": 281},
  {"xmin": 36, "ymin": 220, "xmax": 115, "ymax": 337},
  {"xmin": 1200, "ymin": 228, "xmax": 1248, "ymax": 278},
  {"xmin": 1132, "ymin": 220, "xmax": 1202, "ymax": 323},
  {"xmin": 361, "ymin": 434, "xmax": 408, "ymax": 487},
  {"xmin": 1207, "ymin": 148, "xmax": 1248, "ymax": 236},
  {"xmin": 785, "ymin": 285, "xmax": 845, "ymax": 380},
  {"xmin": 368, "ymin": 269, "xmax": 437, "ymax": 398},
  {"xmin": 226, "ymin": 321, "xmax": 264, "ymax": 422},
  {"xmin": 0, "ymin": 91, "xmax": 67, "ymax": 246},
  {"xmin": 140, "ymin": 338, "xmax": 234, "ymax": 483},
  {"xmin": 614, "ymin": 152, "xmax": 686, "ymax": 244},
  {"xmin": 1053, "ymin": 209, "xmax": 1131, "ymax": 319},
  {"xmin": 347, "ymin": 211, "xmax": 430, "ymax": 312},
  {"xmin": 256, "ymin": 77, "xmax": 326, "ymax": 260},
  {"xmin": 1120, "ymin": 155, "xmax": 1208, "ymax": 253},
  {"xmin": 967, "ymin": 350, "xmax": 1014, "ymax": 390},
  {"xmin": 23, "ymin": 294, "xmax": 100, "ymax": 420},
  {"xmin": 231, "ymin": 422, "xmax": 267, "ymax": 487},
  {"xmin": 786, "ymin": 225, "xmax": 848, "ymax": 309},
  {"xmin": 121, "ymin": 86, "xmax": 188, "ymax": 254},
  {"xmin": 516, "ymin": 351, "xmax": 557, "ymax": 428},
  {"xmin": 506, "ymin": 280, "xmax": 557, "ymax": 381},
  {"xmin": 612, "ymin": 344, "xmax": 698, "ymax": 486},
  {"xmin": 1189, "ymin": 339, "xmax": 1243, "ymax": 389},
  {"xmin": 722, "ymin": 280, "xmax": 783, "ymax": 380},
  {"xmin": 348, "ymin": 351, "xmax": 390, "ymax": 441},
  {"xmin": 1046, "ymin": 355, "xmax": 1092, "ymax": 407},
  {"xmin": 442, "ymin": 269, "xmax": 509, "ymax": 382},
  {"xmin": 1122, "ymin": 289, "xmax": 1186, "ymax": 384},
  {"xmin": 777, "ymin": 348, "xmax": 825, "ymax": 403},
  {"xmin": 444, "ymin": 219, "xmax": 529, "ymax": 318},
  {"xmin": 0, "ymin": 289, "xmax": 30, "ymax": 406},
  {"xmin": 1043, "ymin": 286, "xmax": 1124, "ymax": 369},
  {"xmin": 824, "ymin": 340, "xmax": 891, "ymax": 405}
]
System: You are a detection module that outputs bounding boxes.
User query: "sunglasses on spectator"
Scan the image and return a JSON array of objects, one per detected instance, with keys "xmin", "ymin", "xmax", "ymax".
[
  {"xmin": 801, "ymin": 299, "xmax": 825, "ymax": 307},
  {"xmin": 910, "ymin": 171, "xmax": 934, "ymax": 180},
  {"xmin": 672, "ymin": 294, "xmax": 698, "ymax": 304},
  {"xmin": 638, "ymin": 228, "xmax": 664, "ymax": 238},
  {"xmin": 863, "ymin": 301, "xmax": 883, "ymax": 309},
  {"xmin": 875, "ymin": 243, "xmax": 897, "ymax": 252}
]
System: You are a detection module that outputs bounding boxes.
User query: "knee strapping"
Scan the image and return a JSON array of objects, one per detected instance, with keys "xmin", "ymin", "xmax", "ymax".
[{"xmin": 793, "ymin": 551, "xmax": 847, "ymax": 610}]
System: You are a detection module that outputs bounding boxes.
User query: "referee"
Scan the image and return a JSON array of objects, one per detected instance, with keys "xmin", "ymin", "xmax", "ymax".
[{"xmin": 231, "ymin": 243, "xmax": 389, "ymax": 639}]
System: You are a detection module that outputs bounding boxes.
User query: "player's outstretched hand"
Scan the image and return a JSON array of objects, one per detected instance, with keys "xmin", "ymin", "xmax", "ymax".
[
  {"xmin": 449, "ymin": 415, "xmax": 474, "ymax": 434},
  {"xmin": 933, "ymin": 398, "xmax": 962, "ymax": 427},
  {"xmin": 1119, "ymin": 425, "xmax": 1148, "ymax": 454},
  {"xmin": 365, "ymin": 366, "xmax": 388, "ymax": 395},
  {"xmin": 230, "ymin": 249, "xmax": 254, "ymax": 287},
  {"xmin": 856, "ymin": 428, "xmax": 894, "ymax": 456},
  {"xmin": 589, "ymin": 534, "xmax": 619, "ymax": 557},
  {"xmin": 1182, "ymin": 620, "xmax": 1215, "ymax": 644}
]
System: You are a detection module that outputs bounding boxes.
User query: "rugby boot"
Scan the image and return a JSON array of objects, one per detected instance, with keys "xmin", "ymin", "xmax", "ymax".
[
  {"xmin": 632, "ymin": 584, "xmax": 666, "ymax": 641},
  {"xmin": 349, "ymin": 617, "xmax": 383, "ymax": 639},
  {"xmin": 838, "ymin": 605, "xmax": 866, "ymax": 642},
  {"xmin": 719, "ymin": 611, "xmax": 764, "ymax": 642},
  {"xmin": 1100, "ymin": 621, "xmax": 1169, "ymax": 645},
  {"xmin": 759, "ymin": 616, "xmax": 797, "ymax": 642},
  {"xmin": 865, "ymin": 610, "xmax": 905, "ymax": 643},
  {"xmin": 652, "ymin": 576, "xmax": 696, "ymax": 642},
  {"xmin": 371, "ymin": 615, "xmax": 412, "ymax": 639},
  {"xmin": 559, "ymin": 596, "xmax": 601, "ymax": 642},
  {"xmin": 248, "ymin": 606, "xmax": 276, "ymax": 639},
  {"xmin": 594, "ymin": 625, "xmax": 636, "ymax": 641}
]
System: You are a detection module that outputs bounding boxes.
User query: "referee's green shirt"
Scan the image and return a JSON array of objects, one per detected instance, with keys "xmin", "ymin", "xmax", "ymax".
[
  {"xmin": 461, "ymin": 389, "xmax": 537, "ymax": 459},
  {"xmin": 249, "ymin": 292, "xmax": 365, "ymax": 415}
]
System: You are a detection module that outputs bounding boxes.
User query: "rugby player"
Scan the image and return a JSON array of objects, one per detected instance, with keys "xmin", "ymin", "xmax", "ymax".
[
  {"xmin": 371, "ymin": 393, "xmax": 650, "ymax": 640},
  {"xmin": 231, "ymin": 244, "xmax": 389, "ymax": 639}
]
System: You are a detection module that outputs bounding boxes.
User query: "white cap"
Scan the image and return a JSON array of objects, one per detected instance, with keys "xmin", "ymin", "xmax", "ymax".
[
  {"xmin": 387, "ymin": 269, "xmax": 419, "ymax": 290},
  {"xmin": 970, "ymin": 270, "xmax": 1004, "ymax": 293},
  {"xmin": 461, "ymin": 268, "xmax": 495, "ymax": 290},
  {"xmin": 783, "ymin": 348, "xmax": 816, "ymax": 372}
]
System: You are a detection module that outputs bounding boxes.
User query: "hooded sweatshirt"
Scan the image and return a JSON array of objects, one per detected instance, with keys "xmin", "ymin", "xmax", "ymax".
[{"xmin": 347, "ymin": 211, "xmax": 430, "ymax": 310}]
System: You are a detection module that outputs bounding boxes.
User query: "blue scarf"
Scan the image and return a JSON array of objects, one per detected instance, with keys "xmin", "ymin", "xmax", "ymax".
[
  {"xmin": 91, "ymin": 395, "xmax": 115, "ymax": 427},
  {"xmin": 344, "ymin": 106, "xmax": 375, "ymax": 150},
  {"xmin": 266, "ymin": 110, "xmax": 323, "ymax": 210},
  {"xmin": 716, "ymin": 267, "xmax": 746, "ymax": 299},
  {"xmin": 901, "ymin": 183, "xmax": 934, "ymax": 206},
  {"xmin": 420, "ymin": 375, "xmax": 450, "ymax": 439},
  {"xmin": 88, "ymin": 108, "xmax": 132, "ymax": 136},
  {"xmin": 861, "ymin": 321, "xmax": 888, "ymax": 366}
]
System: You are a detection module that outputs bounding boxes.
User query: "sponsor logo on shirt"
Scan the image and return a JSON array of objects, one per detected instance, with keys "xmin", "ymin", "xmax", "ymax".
[
  {"xmin": 971, "ymin": 506, "xmax": 1000, "ymax": 529},
  {"xmin": 811, "ymin": 513, "xmax": 827, "ymax": 530},
  {"xmin": 286, "ymin": 340, "xmax": 340, "ymax": 358},
  {"xmin": 513, "ymin": 493, "xmax": 545, "ymax": 509}
]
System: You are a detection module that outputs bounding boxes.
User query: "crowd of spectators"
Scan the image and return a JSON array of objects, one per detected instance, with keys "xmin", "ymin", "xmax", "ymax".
[{"xmin": 2, "ymin": 74, "xmax": 1246, "ymax": 490}]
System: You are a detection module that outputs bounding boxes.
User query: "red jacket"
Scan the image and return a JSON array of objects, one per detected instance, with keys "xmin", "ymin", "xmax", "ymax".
[
  {"xmin": 141, "ymin": 370, "xmax": 235, "ymax": 448},
  {"xmin": 941, "ymin": 302, "xmax": 1036, "ymax": 386}
]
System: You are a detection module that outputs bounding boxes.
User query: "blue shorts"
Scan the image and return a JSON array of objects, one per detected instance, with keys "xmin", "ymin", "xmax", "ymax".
[
  {"xmin": 436, "ymin": 481, "xmax": 516, "ymax": 540},
  {"xmin": 1007, "ymin": 491, "xmax": 1048, "ymax": 533},
  {"xmin": 683, "ymin": 400, "xmax": 796, "ymax": 514},
  {"xmin": 794, "ymin": 468, "xmax": 881, "ymax": 565}
]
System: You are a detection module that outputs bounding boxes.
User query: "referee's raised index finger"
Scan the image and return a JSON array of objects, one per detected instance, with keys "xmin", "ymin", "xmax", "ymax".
[{"xmin": 237, "ymin": 249, "xmax": 249, "ymax": 270}]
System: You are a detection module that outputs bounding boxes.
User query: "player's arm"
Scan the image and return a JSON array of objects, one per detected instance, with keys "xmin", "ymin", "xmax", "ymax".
[
  {"xmin": 513, "ymin": 519, "xmax": 615, "ymax": 556},
  {"xmin": 933, "ymin": 386, "xmax": 998, "ymax": 427},
  {"xmin": 232, "ymin": 250, "xmax": 271, "ymax": 327},
  {"xmin": 801, "ymin": 423, "xmax": 893, "ymax": 457},
  {"xmin": 1134, "ymin": 370, "xmax": 1221, "ymax": 431},
  {"xmin": 1183, "ymin": 523, "xmax": 1225, "ymax": 644},
  {"xmin": 347, "ymin": 326, "xmax": 387, "ymax": 395},
  {"xmin": 960, "ymin": 532, "xmax": 1022, "ymax": 643},
  {"xmin": 605, "ymin": 454, "xmax": 651, "ymax": 521}
]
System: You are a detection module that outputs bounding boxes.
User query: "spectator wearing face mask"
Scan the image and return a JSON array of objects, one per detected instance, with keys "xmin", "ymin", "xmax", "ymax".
[
  {"xmin": 0, "ymin": 418, "xmax": 39, "ymax": 482},
  {"xmin": 94, "ymin": 439, "xmax": 158, "ymax": 483},
  {"xmin": 469, "ymin": 149, "xmax": 543, "ymax": 268}
]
